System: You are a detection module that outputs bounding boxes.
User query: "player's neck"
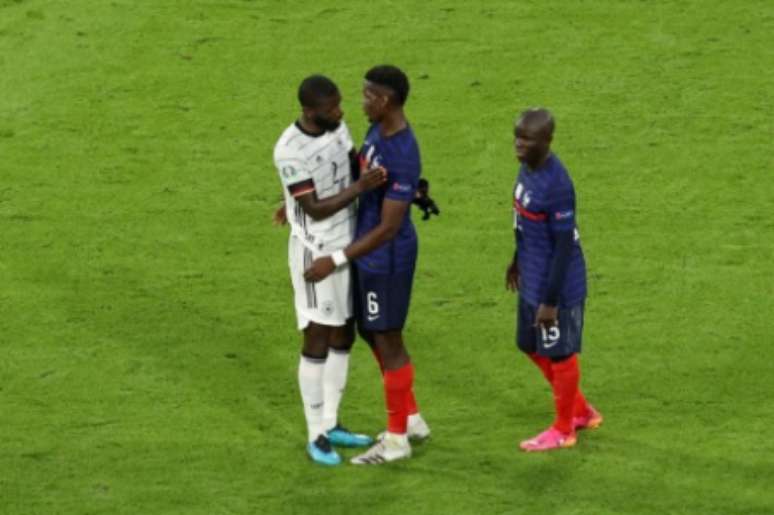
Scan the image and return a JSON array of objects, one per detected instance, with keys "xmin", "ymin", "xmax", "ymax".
[
  {"xmin": 378, "ymin": 110, "xmax": 408, "ymax": 138},
  {"xmin": 526, "ymin": 152, "xmax": 552, "ymax": 172},
  {"xmin": 296, "ymin": 117, "xmax": 325, "ymax": 137}
]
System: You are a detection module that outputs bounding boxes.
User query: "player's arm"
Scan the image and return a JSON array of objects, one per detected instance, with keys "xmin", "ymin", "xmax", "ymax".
[
  {"xmin": 343, "ymin": 198, "xmax": 407, "ymax": 259},
  {"xmin": 276, "ymin": 149, "xmax": 385, "ymax": 221},
  {"xmin": 304, "ymin": 161, "xmax": 417, "ymax": 282},
  {"xmin": 272, "ymin": 194, "xmax": 288, "ymax": 226},
  {"xmin": 535, "ymin": 192, "xmax": 577, "ymax": 327},
  {"xmin": 304, "ymin": 198, "xmax": 408, "ymax": 282},
  {"xmin": 341, "ymin": 162, "xmax": 417, "ymax": 260},
  {"xmin": 296, "ymin": 165, "xmax": 385, "ymax": 221},
  {"xmin": 505, "ymin": 230, "xmax": 520, "ymax": 291},
  {"xmin": 275, "ymin": 150, "xmax": 362, "ymax": 224}
]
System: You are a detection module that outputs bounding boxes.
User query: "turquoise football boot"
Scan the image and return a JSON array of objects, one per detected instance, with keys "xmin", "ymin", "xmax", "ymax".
[
  {"xmin": 306, "ymin": 435, "xmax": 341, "ymax": 466},
  {"xmin": 327, "ymin": 424, "xmax": 374, "ymax": 448}
]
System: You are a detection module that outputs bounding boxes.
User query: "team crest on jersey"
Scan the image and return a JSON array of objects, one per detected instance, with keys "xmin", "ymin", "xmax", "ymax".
[
  {"xmin": 514, "ymin": 183, "xmax": 532, "ymax": 208},
  {"xmin": 363, "ymin": 144, "xmax": 380, "ymax": 168}
]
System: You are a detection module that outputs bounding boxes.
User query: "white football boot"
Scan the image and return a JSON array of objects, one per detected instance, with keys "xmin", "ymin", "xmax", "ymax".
[
  {"xmin": 377, "ymin": 413, "xmax": 431, "ymax": 442},
  {"xmin": 350, "ymin": 432, "xmax": 411, "ymax": 465}
]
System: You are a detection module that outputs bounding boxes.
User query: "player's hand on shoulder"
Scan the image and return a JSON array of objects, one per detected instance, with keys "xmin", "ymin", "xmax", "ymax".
[
  {"xmin": 304, "ymin": 256, "xmax": 335, "ymax": 282},
  {"xmin": 356, "ymin": 165, "xmax": 387, "ymax": 193},
  {"xmin": 273, "ymin": 202, "xmax": 287, "ymax": 226}
]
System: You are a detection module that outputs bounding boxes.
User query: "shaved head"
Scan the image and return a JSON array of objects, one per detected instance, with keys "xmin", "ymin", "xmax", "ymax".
[
  {"xmin": 517, "ymin": 108, "xmax": 555, "ymax": 139},
  {"xmin": 514, "ymin": 108, "xmax": 555, "ymax": 169}
]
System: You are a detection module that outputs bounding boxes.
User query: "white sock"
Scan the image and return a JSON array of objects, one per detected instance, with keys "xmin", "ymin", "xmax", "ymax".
[
  {"xmin": 298, "ymin": 355, "xmax": 326, "ymax": 443},
  {"xmin": 321, "ymin": 348, "xmax": 350, "ymax": 432},
  {"xmin": 385, "ymin": 431, "xmax": 409, "ymax": 446},
  {"xmin": 408, "ymin": 413, "xmax": 423, "ymax": 426}
]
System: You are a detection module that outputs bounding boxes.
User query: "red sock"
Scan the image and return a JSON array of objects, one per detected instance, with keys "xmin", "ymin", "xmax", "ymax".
[
  {"xmin": 373, "ymin": 347, "xmax": 419, "ymax": 416},
  {"xmin": 570, "ymin": 356, "xmax": 590, "ymax": 417},
  {"xmin": 406, "ymin": 389, "xmax": 419, "ymax": 416},
  {"xmin": 384, "ymin": 363, "xmax": 414, "ymax": 434},
  {"xmin": 550, "ymin": 355, "xmax": 579, "ymax": 435},
  {"xmin": 528, "ymin": 353, "xmax": 553, "ymax": 383},
  {"xmin": 574, "ymin": 390, "xmax": 590, "ymax": 418}
]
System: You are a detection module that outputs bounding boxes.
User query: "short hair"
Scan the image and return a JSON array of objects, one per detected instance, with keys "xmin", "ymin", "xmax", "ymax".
[
  {"xmin": 365, "ymin": 65, "xmax": 410, "ymax": 106},
  {"xmin": 519, "ymin": 108, "xmax": 555, "ymax": 138},
  {"xmin": 297, "ymin": 75, "xmax": 339, "ymax": 108}
]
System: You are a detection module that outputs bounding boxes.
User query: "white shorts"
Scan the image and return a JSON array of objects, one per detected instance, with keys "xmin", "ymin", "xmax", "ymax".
[{"xmin": 288, "ymin": 236, "xmax": 352, "ymax": 331}]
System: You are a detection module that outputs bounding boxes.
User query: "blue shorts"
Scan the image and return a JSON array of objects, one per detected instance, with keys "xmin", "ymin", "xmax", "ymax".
[
  {"xmin": 354, "ymin": 266, "xmax": 415, "ymax": 332},
  {"xmin": 517, "ymin": 298, "xmax": 585, "ymax": 358}
]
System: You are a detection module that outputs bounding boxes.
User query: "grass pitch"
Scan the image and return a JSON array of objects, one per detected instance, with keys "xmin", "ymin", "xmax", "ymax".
[{"xmin": 2, "ymin": 1, "xmax": 773, "ymax": 514}]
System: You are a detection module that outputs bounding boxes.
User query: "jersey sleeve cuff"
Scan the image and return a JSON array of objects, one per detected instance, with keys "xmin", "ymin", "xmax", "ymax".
[{"xmin": 287, "ymin": 179, "xmax": 315, "ymax": 197}]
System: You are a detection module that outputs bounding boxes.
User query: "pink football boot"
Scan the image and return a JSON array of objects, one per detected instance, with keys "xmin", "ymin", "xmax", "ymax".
[
  {"xmin": 573, "ymin": 405, "xmax": 603, "ymax": 431},
  {"xmin": 520, "ymin": 427, "xmax": 577, "ymax": 452}
]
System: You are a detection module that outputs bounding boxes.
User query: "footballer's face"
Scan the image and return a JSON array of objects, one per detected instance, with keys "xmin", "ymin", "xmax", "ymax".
[
  {"xmin": 362, "ymin": 81, "xmax": 390, "ymax": 123},
  {"xmin": 514, "ymin": 120, "xmax": 551, "ymax": 168},
  {"xmin": 307, "ymin": 93, "xmax": 343, "ymax": 132}
]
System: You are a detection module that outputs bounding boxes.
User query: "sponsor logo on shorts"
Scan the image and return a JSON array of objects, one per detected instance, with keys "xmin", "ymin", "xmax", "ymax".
[
  {"xmin": 367, "ymin": 314, "xmax": 379, "ymax": 322},
  {"xmin": 392, "ymin": 182, "xmax": 412, "ymax": 193},
  {"xmin": 555, "ymin": 210, "xmax": 574, "ymax": 220},
  {"xmin": 322, "ymin": 301, "xmax": 335, "ymax": 316}
]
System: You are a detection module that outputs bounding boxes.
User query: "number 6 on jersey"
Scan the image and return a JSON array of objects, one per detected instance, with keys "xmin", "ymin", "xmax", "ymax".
[{"xmin": 366, "ymin": 291, "xmax": 380, "ymax": 320}]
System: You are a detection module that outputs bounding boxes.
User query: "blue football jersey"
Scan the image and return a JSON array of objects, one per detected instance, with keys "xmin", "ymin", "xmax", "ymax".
[
  {"xmin": 513, "ymin": 154, "xmax": 587, "ymax": 307},
  {"xmin": 355, "ymin": 123, "xmax": 420, "ymax": 274}
]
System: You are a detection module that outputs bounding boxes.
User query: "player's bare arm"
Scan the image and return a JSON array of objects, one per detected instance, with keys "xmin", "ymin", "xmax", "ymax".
[
  {"xmin": 506, "ymin": 231, "xmax": 520, "ymax": 291},
  {"xmin": 296, "ymin": 166, "xmax": 386, "ymax": 221},
  {"xmin": 534, "ymin": 227, "xmax": 574, "ymax": 328},
  {"xmin": 506, "ymin": 261, "xmax": 520, "ymax": 291},
  {"xmin": 273, "ymin": 201, "xmax": 288, "ymax": 225},
  {"xmin": 274, "ymin": 150, "xmax": 371, "ymax": 226},
  {"xmin": 304, "ymin": 197, "xmax": 408, "ymax": 282}
]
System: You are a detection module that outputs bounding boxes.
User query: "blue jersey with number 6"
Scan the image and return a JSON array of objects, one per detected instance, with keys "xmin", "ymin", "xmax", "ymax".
[{"xmin": 356, "ymin": 123, "xmax": 420, "ymax": 274}]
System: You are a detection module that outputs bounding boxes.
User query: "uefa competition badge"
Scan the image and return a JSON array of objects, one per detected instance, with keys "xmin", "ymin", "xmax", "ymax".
[{"xmin": 282, "ymin": 165, "xmax": 296, "ymax": 179}]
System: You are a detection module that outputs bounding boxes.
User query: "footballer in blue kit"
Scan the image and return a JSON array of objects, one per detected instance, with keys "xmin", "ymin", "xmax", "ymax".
[
  {"xmin": 305, "ymin": 65, "xmax": 429, "ymax": 464},
  {"xmin": 354, "ymin": 120, "xmax": 420, "ymax": 330},
  {"xmin": 505, "ymin": 108, "xmax": 603, "ymax": 452}
]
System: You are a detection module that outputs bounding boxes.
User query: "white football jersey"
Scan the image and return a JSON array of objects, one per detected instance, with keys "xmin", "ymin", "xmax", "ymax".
[{"xmin": 274, "ymin": 121, "xmax": 355, "ymax": 251}]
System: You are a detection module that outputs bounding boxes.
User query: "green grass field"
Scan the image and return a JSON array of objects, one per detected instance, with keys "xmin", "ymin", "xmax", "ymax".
[{"xmin": 2, "ymin": 1, "xmax": 773, "ymax": 513}]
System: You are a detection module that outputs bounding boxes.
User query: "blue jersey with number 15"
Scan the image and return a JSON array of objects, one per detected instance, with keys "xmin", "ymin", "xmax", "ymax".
[{"xmin": 356, "ymin": 123, "xmax": 420, "ymax": 274}]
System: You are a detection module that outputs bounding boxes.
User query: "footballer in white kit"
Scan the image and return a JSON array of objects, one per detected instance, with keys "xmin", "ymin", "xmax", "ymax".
[
  {"xmin": 271, "ymin": 75, "xmax": 386, "ymax": 466},
  {"xmin": 275, "ymin": 119, "xmax": 355, "ymax": 330}
]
